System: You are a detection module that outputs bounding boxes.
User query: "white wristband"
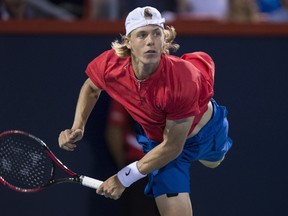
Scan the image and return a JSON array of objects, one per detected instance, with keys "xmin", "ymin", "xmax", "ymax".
[{"xmin": 117, "ymin": 161, "xmax": 146, "ymax": 187}]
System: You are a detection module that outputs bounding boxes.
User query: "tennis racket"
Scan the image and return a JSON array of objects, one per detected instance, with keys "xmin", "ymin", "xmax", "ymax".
[{"xmin": 0, "ymin": 130, "xmax": 103, "ymax": 192}]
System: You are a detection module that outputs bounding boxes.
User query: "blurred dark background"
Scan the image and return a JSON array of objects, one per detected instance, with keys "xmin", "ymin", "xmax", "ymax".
[{"xmin": 0, "ymin": 18, "xmax": 288, "ymax": 216}]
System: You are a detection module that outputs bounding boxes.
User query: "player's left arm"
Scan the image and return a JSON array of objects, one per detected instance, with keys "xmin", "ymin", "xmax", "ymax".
[
  {"xmin": 137, "ymin": 116, "xmax": 194, "ymax": 174},
  {"xmin": 96, "ymin": 116, "xmax": 194, "ymax": 200}
]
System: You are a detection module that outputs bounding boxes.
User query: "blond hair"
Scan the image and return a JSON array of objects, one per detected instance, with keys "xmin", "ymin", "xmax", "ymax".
[{"xmin": 111, "ymin": 26, "xmax": 180, "ymax": 58}]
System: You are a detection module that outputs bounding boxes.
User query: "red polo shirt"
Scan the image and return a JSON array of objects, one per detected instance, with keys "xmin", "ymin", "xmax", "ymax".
[{"xmin": 86, "ymin": 49, "xmax": 214, "ymax": 142}]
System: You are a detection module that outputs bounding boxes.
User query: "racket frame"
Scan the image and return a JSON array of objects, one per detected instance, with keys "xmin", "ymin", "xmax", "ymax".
[{"xmin": 0, "ymin": 130, "xmax": 102, "ymax": 192}]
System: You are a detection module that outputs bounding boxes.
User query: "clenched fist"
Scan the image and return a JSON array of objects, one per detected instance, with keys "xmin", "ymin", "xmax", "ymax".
[{"xmin": 58, "ymin": 129, "xmax": 83, "ymax": 151}]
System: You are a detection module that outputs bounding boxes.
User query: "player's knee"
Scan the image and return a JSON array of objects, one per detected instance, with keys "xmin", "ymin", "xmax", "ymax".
[{"xmin": 199, "ymin": 158, "xmax": 223, "ymax": 168}]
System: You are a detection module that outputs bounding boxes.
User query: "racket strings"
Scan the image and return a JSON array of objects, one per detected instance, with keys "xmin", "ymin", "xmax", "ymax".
[{"xmin": 0, "ymin": 133, "xmax": 53, "ymax": 190}]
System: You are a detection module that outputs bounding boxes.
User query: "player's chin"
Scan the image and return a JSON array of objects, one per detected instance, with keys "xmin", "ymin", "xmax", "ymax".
[{"xmin": 143, "ymin": 56, "xmax": 160, "ymax": 64}]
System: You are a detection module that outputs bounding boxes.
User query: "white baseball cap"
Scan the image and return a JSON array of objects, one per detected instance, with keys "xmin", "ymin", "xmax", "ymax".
[{"xmin": 125, "ymin": 6, "xmax": 166, "ymax": 36}]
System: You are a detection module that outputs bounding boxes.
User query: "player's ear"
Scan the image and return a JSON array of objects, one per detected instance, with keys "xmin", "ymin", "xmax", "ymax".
[
  {"xmin": 124, "ymin": 36, "xmax": 131, "ymax": 49},
  {"xmin": 126, "ymin": 41, "xmax": 131, "ymax": 49}
]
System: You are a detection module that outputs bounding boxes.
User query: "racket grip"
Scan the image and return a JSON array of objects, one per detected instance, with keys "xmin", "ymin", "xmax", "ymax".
[{"xmin": 80, "ymin": 176, "xmax": 103, "ymax": 189}]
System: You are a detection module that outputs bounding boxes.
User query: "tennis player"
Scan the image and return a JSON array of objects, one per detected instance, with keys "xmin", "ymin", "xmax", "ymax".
[{"xmin": 58, "ymin": 6, "xmax": 232, "ymax": 216}]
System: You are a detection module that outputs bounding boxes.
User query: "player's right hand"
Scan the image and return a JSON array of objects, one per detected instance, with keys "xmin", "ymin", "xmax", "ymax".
[{"xmin": 58, "ymin": 129, "xmax": 83, "ymax": 151}]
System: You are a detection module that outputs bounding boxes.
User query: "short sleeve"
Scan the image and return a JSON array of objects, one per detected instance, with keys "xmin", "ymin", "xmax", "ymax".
[
  {"xmin": 181, "ymin": 52, "xmax": 215, "ymax": 88},
  {"xmin": 85, "ymin": 50, "xmax": 112, "ymax": 90}
]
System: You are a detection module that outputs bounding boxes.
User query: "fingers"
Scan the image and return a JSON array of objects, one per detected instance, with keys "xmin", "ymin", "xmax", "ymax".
[
  {"xmin": 61, "ymin": 143, "xmax": 77, "ymax": 151},
  {"xmin": 97, "ymin": 188, "xmax": 120, "ymax": 200},
  {"xmin": 58, "ymin": 129, "xmax": 83, "ymax": 151},
  {"xmin": 96, "ymin": 176, "xmax": 124, "ymax": 200},
  {"xmin": 69, "ymin": 129, "xmax": 83, "ymax": 142}
]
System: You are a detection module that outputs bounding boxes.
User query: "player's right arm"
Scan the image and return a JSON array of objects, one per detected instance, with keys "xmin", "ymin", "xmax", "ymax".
[{"xmin": 58, "ymin": 78, "xmax": 102, "ymax": 151}]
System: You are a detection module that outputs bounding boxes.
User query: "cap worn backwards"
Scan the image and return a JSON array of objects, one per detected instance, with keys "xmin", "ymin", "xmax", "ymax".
[{"xmin": 125, "ymin": 6, "xmax": 166, "ymax": 36}]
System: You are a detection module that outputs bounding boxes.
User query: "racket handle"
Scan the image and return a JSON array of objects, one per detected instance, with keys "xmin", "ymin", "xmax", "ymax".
[{"xmin": 80, "ymin": 176, "xmax": 103, "ymax": 189}]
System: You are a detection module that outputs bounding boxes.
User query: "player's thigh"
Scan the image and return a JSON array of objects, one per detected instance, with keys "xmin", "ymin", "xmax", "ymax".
[{"xmin": 155, "ymin": 193, "xmax": 192, "ymax": 216}]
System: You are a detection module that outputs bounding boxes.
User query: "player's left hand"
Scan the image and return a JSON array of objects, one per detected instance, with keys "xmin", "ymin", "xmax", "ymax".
[{"xmin": 96, "ymin": 175, "xmax": 125, "ymax": 200}]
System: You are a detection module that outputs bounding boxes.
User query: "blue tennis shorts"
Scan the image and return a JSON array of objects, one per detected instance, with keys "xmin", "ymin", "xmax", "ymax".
[{"xmin": 135, "ymin": 99, "xmax": 233, "ymax": 198}]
